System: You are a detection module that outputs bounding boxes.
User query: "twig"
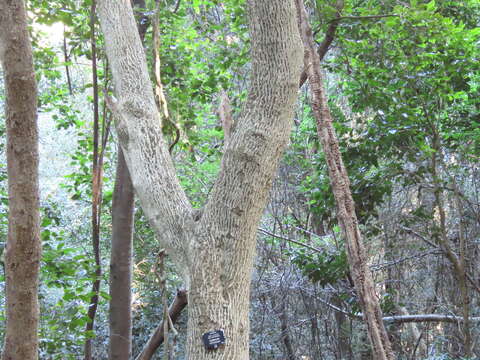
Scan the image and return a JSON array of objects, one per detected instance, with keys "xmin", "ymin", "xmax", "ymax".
[
  {"xmin": 258, "ymin": 228, "xmax": 324, "ymax": 254},
  {"xmin": 328, "ymin": 14, "xmax": 399, "ymax": 23},
  {"xmin": 173, "ymin": 0, "xmax": 181, "ymax": 13}
]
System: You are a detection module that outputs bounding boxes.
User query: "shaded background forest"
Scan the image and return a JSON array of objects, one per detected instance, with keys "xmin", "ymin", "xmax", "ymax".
[{"xmin": 0, "ymin": 0, "xmax": 479, "ymax": 359}]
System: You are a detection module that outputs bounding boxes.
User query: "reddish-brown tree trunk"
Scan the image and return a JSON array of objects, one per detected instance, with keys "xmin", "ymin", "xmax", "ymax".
[
  {"xmin": 109, "ymin": 148, "xmax": 135, "ymax": 360},
  {"xmin": 0, "ymin": 1, "xmax": 41, "ymax": 359}
]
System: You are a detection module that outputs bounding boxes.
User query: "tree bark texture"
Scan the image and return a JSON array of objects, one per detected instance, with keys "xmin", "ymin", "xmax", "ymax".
[
  {"xmin": 294, "ymin": 1, "xmax": 394, "ymax": 359},
  {"xmin": 108, "ymin": 1, "xmax": 146, "ymax": 357},
  {"xmin": 0, "ymin": 0, "xmax": 41, "ymax": 359},
  {"xmin": 109, "ymin": 147, "xmax": 135, "ymax": 360},
  {"xmin": 332, "ymin": 295, "xmax": 350, "ymax": 359},
  {"xmin": 97, "ymin": 0, "xmax": 302, "ymax": 358}
]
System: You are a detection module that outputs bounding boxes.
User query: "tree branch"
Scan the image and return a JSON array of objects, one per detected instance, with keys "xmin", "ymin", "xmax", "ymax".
[
  {"xmin": 98, "ymin": 0, "xmax": 193, "ymax": 263},
  {"xmin": 299, "ymin": 12, "xmax": 398, "ymax": 88},
  {"xmin": 200, "ymin": 0, "xmax": 303, "ymax": 261},
  {"xmin": 328, "ymin": 14, "xmax": 399, "ymax": 23},
  {"xmin": 299, "ymin": 3, "xmax": 344, "ymax": 88},
  {"xmin": 258, "ymin": 228, "xmax": 324, "ymax": 254},
  {"xmin": 319, "ymin": 298, "xmax": 480, "ymax": 324},
  {"xmin": 135, "ymin": 290, "xmax": 188, "ymax": 360},
  {"xmin": 381, "ymin": 314, "xmax": 480, "ymax": 324}
]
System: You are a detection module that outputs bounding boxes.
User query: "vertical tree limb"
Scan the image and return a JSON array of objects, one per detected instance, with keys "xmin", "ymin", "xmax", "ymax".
[
  {"xmin": 84, "ymin": 1, "xmax": 103, "ymax": 358},
  {"xmin": 153, "ymin": 0, "xmax": 169, "ymax": 125},
  {"xmin": 430, "ymin": 130, "xmax": 472, "ymax": 357},
  {"xmin": 152, "ymin": 1, "xmax": 180, "ymax": 154},
  {"xmin": 63, "ymin": 25, "xmax": 73, "ymax": 95}
]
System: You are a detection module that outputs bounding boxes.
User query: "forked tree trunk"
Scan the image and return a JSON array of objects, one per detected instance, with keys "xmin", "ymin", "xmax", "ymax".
[
  {"xmin": 0, "ymin": 1, "xmax": 41, "ymax": 359},
  {"xmin": 294, "ymin": 1, "xmax": 394, "ymax": 359},
  {"xmin": 97, "ymin": 0, "xmax": 303, "ymax": 358}
]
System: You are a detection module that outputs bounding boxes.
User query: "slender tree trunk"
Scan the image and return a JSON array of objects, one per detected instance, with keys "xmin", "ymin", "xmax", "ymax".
[
  {"xmin": 279, "ymin": 299, "xmax": 296, "ymax": 360},
  {"xmin": 332, "ymin": 295, "xmax": 350, "ymax": 359},
  {"xmin": 84, "ymin": 1, "xmax": 103, "ymax": 358},
  {"xmin": 98, "ymin": 0, "xmax": 302, "ymax": 358},
  {"xmin": 430, "ymin": 131, "xmax": 472, "ymax": 357},
  {"xmin": 109, "ymin": 148, "xmax": 135, "ymax": 360},
  {"xmin": 63, "ymin": 26, "xmax": 73, "ymax": 95},
  {"xmin": 0, "ymin": 1, "xmax": 41, "ymax": 359},
  {"xmin": 294, "ymin": 1, "xmax": 394, "ymax": 359}
]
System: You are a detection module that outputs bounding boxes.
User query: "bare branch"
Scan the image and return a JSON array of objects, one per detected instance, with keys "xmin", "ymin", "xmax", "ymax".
[
  {"xmin": 318, "ymin": 298, "xmax": 480, "ymax": 324},
  {"xmin": 258, "ymin": 228, "xmax": 324, "ymax": 254},
  {"xmin": 329, "ymin": 14, "xmax": 399, "ymax": 23},
  {"xmin": 135, "ymin": 290, "xmax": 188, "ymax": 360}
]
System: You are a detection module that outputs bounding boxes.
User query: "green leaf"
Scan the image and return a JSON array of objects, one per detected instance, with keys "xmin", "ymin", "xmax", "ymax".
[{"xmin": 426, "ymin": 0, "xmax": 436, "ymax": 11}]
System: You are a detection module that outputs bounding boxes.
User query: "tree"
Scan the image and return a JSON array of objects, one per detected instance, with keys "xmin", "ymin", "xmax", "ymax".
[
  {"xmin": 0, "ymin": 0, "xmax": 41, "ymax": 359},
  {"xmin": 295, "ymin": 0, "xmax": 394, "ymax": 359},
  {"xmin": 97, "ymin": 0, "xmax": 303, "ymax": 358}
]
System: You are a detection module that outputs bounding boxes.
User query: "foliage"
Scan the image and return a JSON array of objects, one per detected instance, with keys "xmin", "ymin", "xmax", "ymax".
[{"xmin": 290, "ymin": 245, "xmax": 348, "ymax": 286}]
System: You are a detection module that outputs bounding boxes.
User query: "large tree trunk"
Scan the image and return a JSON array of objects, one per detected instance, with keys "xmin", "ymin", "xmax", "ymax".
[
  {"xmin": 0, "ymin": 1, "xmax": 41, "ymax": 359},
  {"xmin": 294, "ymin": 1, "xmax": 394, "ymax": 359},
  {"xmin": 109, "ymin": 148, "xmax": 135, "ymax": 360},
  {"xmin": 97, "ymin": 0, "xmax": 302, "ymax": 358}
]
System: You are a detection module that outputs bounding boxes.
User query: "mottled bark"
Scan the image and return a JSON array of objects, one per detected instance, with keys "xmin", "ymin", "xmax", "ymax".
[
  {"xmin": 108, "ymin": 0, "xmax": 146, "ymax": 357},
  {"xmin": 298, "ymin": 2, "xmax": 343, "ymax": 88},
  {"xmin": 109, "ymin": 148, "xmax": 135, "ymax": 360},
  {"xmin": 97, "ymin": 0, "xmax": 302, "ymax": 358},
  {"xmin": 219, "ymin": 90, "xmax": 233, "ymax": 148},
  {"xmin": 0, "ymin": 0, "xmax": 41, "ymax": 359},
  {"xmin": 294, "ymin": 1, "xmax": 394, "ymax": 359}
]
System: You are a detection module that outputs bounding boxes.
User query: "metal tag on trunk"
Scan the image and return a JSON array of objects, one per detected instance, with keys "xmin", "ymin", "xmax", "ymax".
[{"xmin": 202, "ymin": 329, "xmax": 225, "ymax": 350}]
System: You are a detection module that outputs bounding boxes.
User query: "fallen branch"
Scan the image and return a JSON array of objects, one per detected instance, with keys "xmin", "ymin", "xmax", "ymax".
[
  {"xmin": 318, "ymin": 297, "xmax": 480, "ymax": 324},
  {"xmin": 135, "ymin": 290, "xmax": 188, "ymax": 360},
  {"xmin": 382, "ymin": 314, "xmax": 480, "ymax": 324}
]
